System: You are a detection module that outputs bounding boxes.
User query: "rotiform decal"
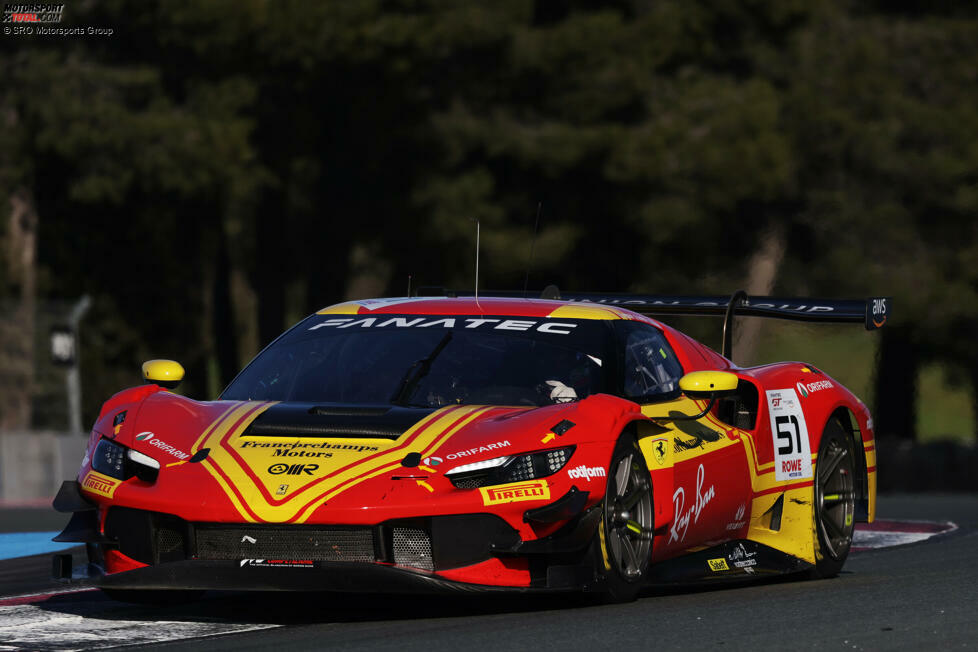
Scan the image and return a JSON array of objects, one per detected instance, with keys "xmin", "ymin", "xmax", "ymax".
[
  {"xmin": 308, "ymin": 317, "xmax": 578, "ymax": 335},
  {"xmin": 566, "ymin": 465, "xmax": 606, "ymax": 482}
]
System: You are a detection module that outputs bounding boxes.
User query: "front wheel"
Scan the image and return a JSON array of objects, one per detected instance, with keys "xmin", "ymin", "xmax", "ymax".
[
  {"xmin": 590, "ymin": 435, "xmax": 654, "ymax": 602},
  {"xmin": 810, "ymin": 417, "xmax": 856, "ymax": 578}
]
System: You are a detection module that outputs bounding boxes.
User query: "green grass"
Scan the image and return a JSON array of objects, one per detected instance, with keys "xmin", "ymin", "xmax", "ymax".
[{"xmin": 915, "ymin": 366, "xmax": 974, "ymax": 443}]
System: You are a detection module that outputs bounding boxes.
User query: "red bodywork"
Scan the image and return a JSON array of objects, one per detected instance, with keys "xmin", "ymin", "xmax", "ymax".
[{"xmin": 66, "ymin": 297, "xmax": 876, "ymax": 591}]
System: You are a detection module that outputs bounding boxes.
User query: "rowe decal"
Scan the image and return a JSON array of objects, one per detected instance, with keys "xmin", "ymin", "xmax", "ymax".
[
  {"xmin": 766, "ymin": 389, "xmax": 813, "ymax": 481},
  {"xmin": 445, "ymin": 440, "xmax": 510, "ymax": 460},
  {"xmin": 796, "ymin": 380, "xmax": 833, "ymax": 398},
  {"xmin": 668, "ymin": 464, "xmax": 715, "ymax": 544},
  {"xmin": 81, "ymin": 470, "xmax": 121, "ymax": 499},
  {"xmin": 309, "ymin": 317, "xmax": 578, "ymax": 336},
  {"xmin": 480, "ymin": 480, "xmax": 550, "ymax": 506},
  {"xmin": 135, "ymin": 432, "xmax": 190, "ymax": 460},
  {"xmin": 566, "ymin": 465, "xmax": 606, "ymax": 482}
]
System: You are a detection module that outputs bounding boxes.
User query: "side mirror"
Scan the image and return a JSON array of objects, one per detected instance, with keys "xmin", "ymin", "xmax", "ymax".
[
  {"xmin": 648, "ymin": 371, "xmax": 739, "ymax": 422},
  {"xmin": 142, "ymin": 359, "xmax": 185, "ymax": 390},
  {"xmin": 678, "ymin": 370, "xmax": 739, "ymax": 399}
]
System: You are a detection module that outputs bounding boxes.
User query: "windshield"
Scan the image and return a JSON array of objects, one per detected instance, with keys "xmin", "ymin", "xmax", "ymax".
[{"xmin": 222, "ymin": 314, "xmax": 611, "ymax": 407}]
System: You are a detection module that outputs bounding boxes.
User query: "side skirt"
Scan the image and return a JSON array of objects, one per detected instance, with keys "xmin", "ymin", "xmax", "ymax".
[{"xmin": 647, "ymin": 539, "xmax": 813, "ymax": 584}]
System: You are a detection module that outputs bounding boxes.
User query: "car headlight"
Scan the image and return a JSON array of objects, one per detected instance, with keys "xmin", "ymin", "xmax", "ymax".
[
  {"xmin": 91, "ymin": 438, "xmax": 160, "ymax": 483},
  {"xmin": 92, "ymin": 439, "xmax": 126, "ymax": 479},
  {"xmin": 446, "ymin": 446, "xmax": 574, "ymax": 489}
]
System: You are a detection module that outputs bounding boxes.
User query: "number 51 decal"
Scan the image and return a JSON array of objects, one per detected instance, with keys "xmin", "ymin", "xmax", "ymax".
[{"xmin": 766, "ymin": 389, "xmax": 813, "ymax": 481}]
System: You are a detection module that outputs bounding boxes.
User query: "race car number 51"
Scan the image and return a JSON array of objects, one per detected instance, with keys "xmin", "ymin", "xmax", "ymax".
[{"xmin": 766, "ymin": 389, "xmax": 813, "ymax": 482}]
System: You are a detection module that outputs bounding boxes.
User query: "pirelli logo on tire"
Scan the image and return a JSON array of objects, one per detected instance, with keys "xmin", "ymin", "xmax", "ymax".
[{"xmin": 479, "ymin": 480, "xmax": 550, "ymax": 506}]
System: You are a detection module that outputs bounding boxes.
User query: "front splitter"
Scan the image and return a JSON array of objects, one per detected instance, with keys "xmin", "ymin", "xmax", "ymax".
[{"xmin": 55, "ymin": 558, "xmax": 575, "ymax": 595}]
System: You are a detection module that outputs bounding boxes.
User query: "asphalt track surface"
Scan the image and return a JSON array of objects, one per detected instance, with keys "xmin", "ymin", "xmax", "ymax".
[{"xmin": 1, "ymin": 494, "xmax": 975, "ymax": 651}]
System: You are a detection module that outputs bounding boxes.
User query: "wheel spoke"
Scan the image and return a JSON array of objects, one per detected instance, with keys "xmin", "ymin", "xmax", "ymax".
[
  {"xmin": 619, "ymin": 532, "xmax": 640, "ymax": 573},
  {"xmin": 818, "ymin": 445, "xmax": 847, "ymax": 484},
  {"xmin": 620, "ymin": 485, "xmax": 647, "ymax": 511},
  {"xmin": 607, "ymin": 522, "xmax": 623, "ymax": 562},
  {"xmin": 818, "ymin": 518, "xmax": 834, "ymax": 554},
  {"xmin": 822, "ymin": 511, "xmax": 846, "ymax": 540},
  {"xmin": 614, "ymin": 454, "xmax": 632, "ymax": 496}
]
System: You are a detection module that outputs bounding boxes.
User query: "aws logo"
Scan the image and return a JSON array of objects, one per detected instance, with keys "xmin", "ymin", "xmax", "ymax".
[{"xmin": 267, "ymin": 463, "xmax": 319, "ymax": 476}]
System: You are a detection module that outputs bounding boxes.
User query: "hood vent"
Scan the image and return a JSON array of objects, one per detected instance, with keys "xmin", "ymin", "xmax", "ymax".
[
  {"xmin": 242, "ymin": 403, "xmax": 434, "ymax": 440},
  {"xmin": 308, "ymin": 406, "xmax": 390, "ymax": 417}
]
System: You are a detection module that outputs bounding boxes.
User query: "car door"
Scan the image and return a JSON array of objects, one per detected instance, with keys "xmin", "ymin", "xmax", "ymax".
[{"xmin": 614, "ymin": 321, "xmax": 752, "ymax": 559}]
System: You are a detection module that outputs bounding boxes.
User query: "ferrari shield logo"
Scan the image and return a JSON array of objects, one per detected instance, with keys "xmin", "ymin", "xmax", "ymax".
[{"xmin": 651, "ymin": 437, "xmax": 668, "ymax": 467}]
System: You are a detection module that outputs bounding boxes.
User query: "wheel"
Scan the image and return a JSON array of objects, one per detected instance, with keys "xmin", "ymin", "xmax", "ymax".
[
  {"xmin": 100, "ymin": 588, "xmax": 204, "ymax": 604},
  {"xmin": 810, "ymin": 417, "xmax": 856, "ymax": 578},
  {"xmin": 591, "ymin": 435, "xmax": 654, "ymax": 602}
]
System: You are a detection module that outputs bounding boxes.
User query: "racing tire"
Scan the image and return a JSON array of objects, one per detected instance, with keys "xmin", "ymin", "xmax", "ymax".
[
  {"xmin": 100, "ymin": 588, "xmax": 204, "ymax": 604},
  {"xmin": 810, "ymin": 417, "xmax": 857, "ymax": 579},
  {"xmin": 589, "ymin": 435, "xmax": 654, "ymax": 602}
]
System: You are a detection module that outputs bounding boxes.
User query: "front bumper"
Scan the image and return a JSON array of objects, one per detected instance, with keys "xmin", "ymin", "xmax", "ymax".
[{"xmin": 52, "ymin": 482, "xmax": 601, "ymax": 593}]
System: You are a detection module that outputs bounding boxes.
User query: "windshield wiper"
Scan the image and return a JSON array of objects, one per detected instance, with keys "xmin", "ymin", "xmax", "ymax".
[{"xmin": 390, "ymin": 331, "xmax": 454, "ymax": 406}]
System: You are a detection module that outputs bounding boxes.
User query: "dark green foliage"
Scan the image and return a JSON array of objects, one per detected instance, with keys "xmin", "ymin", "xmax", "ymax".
[{"xmin": 0, "ymin": 0, "xmax": 975, "ymax": 437}]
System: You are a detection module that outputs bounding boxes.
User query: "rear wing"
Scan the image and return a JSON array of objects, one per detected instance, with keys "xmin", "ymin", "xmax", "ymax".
[{"xmin": 420, "ymin": 287, "xmax": 891, "ymax": 359}]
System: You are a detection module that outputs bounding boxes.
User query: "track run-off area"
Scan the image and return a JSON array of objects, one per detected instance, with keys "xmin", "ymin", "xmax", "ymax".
[{"xmin": 0, "ymin": 494, "xmax": 975, "ymax": 651}]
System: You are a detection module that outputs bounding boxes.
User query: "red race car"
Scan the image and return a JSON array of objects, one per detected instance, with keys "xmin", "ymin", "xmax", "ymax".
[{"xmin": 52, "ymin": 289, "xmax": 888, "ymax": 602}]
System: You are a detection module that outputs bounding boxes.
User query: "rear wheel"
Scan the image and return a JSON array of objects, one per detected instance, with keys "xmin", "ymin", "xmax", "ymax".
[
  {"xmin": 810, "ymin": 417, "xmax": 856, "ymax": 578},
  {"xmin": 591, "ymin": 435, "xmax": 653, "ymax": 602}
]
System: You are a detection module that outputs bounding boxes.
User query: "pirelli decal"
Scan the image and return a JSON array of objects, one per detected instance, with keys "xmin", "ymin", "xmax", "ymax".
[
  {"xmin": 81, "ymin": 470, "xmax": 121, "ymax": 499},
  {"xmin": 479, "ymin": 480, "xmax": 550, "ymax": 506}
]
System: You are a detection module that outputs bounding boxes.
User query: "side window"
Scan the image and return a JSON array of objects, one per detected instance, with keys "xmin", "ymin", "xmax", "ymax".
[{"xmin": 619, "ymin": 323, "xmax": 684, "ymax": 401}]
